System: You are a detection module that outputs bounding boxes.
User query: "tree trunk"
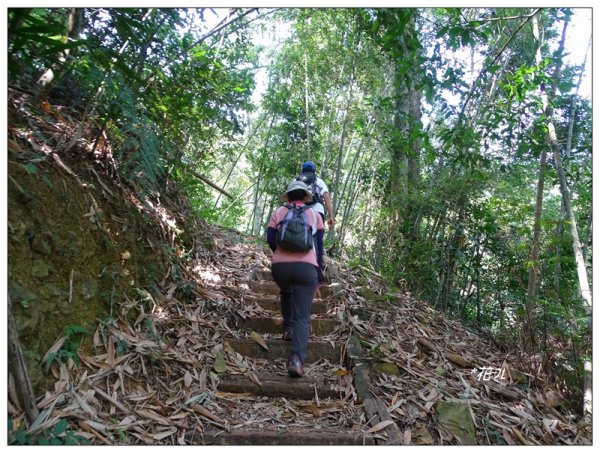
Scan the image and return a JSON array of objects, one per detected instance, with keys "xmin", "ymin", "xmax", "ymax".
[
  {"xmin": 582, "ymin": 207, "xmax": 592, "ymax": 263},
  {"xmin": 304, "ymin": 51, "xmax": 311, "ymax": 157},
  {"xmin": 429, "ymin": 207, "xmax": 448, "ymax": 274},
  {"xmin": 334, "ymin": 120, "xmax": 374, "ymax": 245},
  {"xmin": 565, "ymin": 39, "xmax": 591, "ymax": 268},
  {"xmin": 389, "ymin": 12, "xmax": 422, "ymax": 245},
  {"xmin": 546, "ymin": 29, "xmax": 592, "ymax": 303},
  {"xmin": 331, "ymin": 52, "xmax": 357, "ymax": 219},
  {"xmin": 339, "ymin": 170, "xmax": 363, "ymax": 250},
  {"xmin": 359, "ymin": 160, "xmax": 378, "ymax": 258},
  {"xmin": 536, "ymin": 13, "xmax": 592, "ymax": 419},
  {"xmin": 8, "ymin": 295, "xmax": 39, "ymax": 423},
  {"xmin": 521, "ymin": 8, "xmax": 567, "ymax": 351},
  {"xmin": 554, "ymin": 145, "xmax": 592, "ymax": 417},
  {"xmin": 317, "ymin": 22, "xmax": 352, "ymax": 170},
  {"xmin": 553, "ymin": 206, "xmax": 565, "ymax": 299},
  {"xmin": 250, "ymin": 170, "xmax": 263, "ymax": 236},
  {"xmin": 522, "ymin": 154, "xmax": 546, "ymax": 351},
  {"xmin": 215, "ymin": 114, "xmax": 271, "ymax": 208},
  {"xmin": 436, "ymin": 211, "xmax": 463, "ymax": 312},
  {"xmin": 320, "ymin": 103, "xmax": 341, "ymax": 170},
  {"xmin": 128, "ymin": 12, "xmax": 170, "ymax": 86},
  {"xmin": 256, "ymin": 196, "xmax": 269, "ymax": 237}
]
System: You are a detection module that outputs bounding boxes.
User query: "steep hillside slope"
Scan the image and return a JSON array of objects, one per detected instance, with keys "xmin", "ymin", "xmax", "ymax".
[{"xmin": 7, "ymin": 88, "xmax": 211, "ymax": 397}]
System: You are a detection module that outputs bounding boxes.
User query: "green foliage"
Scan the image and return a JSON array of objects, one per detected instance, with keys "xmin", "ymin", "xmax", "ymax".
[
  {"xmin": 482, "ymin": 417, "xmax": 508, "ymax": 445},
  {"xmin": 215, "ymin": 195, "xmax": 247, "ymax": 230},
  {"xmin": 112, "ymin": 87, "xmax": 167, "ymax": 196},
  {"xmin": 44, "ymin": 324, "xmax": 89, "ymax": 371},
  {"xmin": 8, "ymin": 8, "xmax": 81, "ymax": 81},
  {"xmin": 10, "ymin": 7, "xmax": 256, "ymax": 217},
  {"xmin": 8, "ymin": 418, "xmax": 90, "ymax": 445}
]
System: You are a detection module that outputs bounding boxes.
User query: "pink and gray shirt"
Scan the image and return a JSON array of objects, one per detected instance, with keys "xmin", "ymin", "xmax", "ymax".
[{"xmin": 267, "ymin": 201, "xmax": 324, "ymax": 268}]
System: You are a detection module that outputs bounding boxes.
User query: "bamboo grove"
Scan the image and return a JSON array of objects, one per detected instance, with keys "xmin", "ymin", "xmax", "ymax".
[{"xmin": 7, "ymin": 7, "xmax": 592, "ymax": 415}]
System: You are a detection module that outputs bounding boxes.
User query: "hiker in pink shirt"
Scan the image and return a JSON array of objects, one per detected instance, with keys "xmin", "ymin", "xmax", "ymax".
[{"xmin": 266, "ymin": 180, "xmax": 324, "ymax": 377}]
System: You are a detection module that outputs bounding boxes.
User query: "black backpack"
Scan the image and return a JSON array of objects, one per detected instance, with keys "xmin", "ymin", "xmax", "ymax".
[
  {"xmin": 276, "ymin": 204, "xmax": 316, "ymax": 252},
  {"xmin": 296, "ymin": 171, "xmax": 323, "ymax": 206}
]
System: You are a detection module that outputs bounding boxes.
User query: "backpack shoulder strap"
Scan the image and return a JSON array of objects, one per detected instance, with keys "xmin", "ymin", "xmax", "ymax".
[
  {"xmin": 312, "ymin": 175, "xmax": 322, "ymax": 194},
  {"xmin": 277, "ymin": 204, "xmax": 293, "ymax": 225},
  {"xmin": 306, "ymin": 206, "xmax": 317, "ymax": 234}
]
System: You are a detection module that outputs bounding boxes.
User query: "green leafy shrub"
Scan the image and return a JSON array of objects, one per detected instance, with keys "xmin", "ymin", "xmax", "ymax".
[
  {"xmin": 44, "ymin": 324, "xmax": 89, "ymax": 371},
  {"xmin": 8, "ymin": 418, "xmax": 90, "ymax": 445}
]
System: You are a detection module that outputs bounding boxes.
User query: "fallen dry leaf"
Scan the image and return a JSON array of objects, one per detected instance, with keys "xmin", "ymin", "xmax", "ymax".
[
  {"xmin": 216, "ymin": 391, "xmax": 252, "ymax": 399},
  {"xmin": 190, "ymin": 403, "xmax": 226, "ymax": 424},
  {"xmin": 297, "ymin": 403, "xmax": 323, "ymax": 417},
  {"xmin": 184, "ymin": 371, "xmax": 193, "ymax": 388},
  {"xmin": 503, "ymin": 428, "xmax": 516, "ymax": 445},
  {"xmin": 135, "ymin": 409, "xmax": 170, "ymax": 426},
  {"xmin": 213, "ymin": 350, "xmax": 227, "ymax": 373},
  {"xmin": 247, "ymin": 371, "xmax": 262, "ymax": 387},
  {"xmin": 250, "ymin": 331, "xmax": 269, "ymax": 350},
  {"xmin": 41, "ymin": 335, "xmax": 66, "ymax": 366},
  {"xmin": 152, "ymin": 427, "xmax": 177, "ymax": 440},
  {"xmin": 367, "ymin": 419, "xmax": 396, "ymax": 433}
]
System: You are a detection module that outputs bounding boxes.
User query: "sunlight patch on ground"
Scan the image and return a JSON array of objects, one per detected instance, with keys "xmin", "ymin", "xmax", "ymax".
[
  {"xmin": 194, "ymin": 266, "xmax": 223, "ymax": 284},
  {"xmin": 151, "ymin": 304, "xmax": 169, "ymax": 321}
]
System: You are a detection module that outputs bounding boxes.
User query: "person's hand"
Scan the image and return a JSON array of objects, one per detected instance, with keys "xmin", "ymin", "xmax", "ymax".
[{"xmin": 327, "ymin": 217, "xmax": 335, "ymax": 229}]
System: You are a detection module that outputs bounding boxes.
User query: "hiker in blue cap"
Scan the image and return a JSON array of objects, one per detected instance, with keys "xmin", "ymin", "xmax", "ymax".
[{"xmin": 297, "ymin": 161, "xmax": 335, "ymax": 230}]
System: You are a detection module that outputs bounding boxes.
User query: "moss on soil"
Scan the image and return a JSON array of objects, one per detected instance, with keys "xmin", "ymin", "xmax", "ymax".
[{"xmin": 8, "ymin": 154, "xmax": 165, "ymax": 393}]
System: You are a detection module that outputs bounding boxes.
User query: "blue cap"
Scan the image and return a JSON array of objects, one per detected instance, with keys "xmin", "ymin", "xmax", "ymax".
[{"xmin": 302, "ymin": 161, "xmax": 316, "ymax": 172}]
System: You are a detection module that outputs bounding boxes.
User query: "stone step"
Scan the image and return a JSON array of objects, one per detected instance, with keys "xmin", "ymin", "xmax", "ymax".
[
  {"xmin": 217, "ymin": 373, "xmax": 341, "ymax": 399},
  {"xmin": 249, "ymin": 296, "xmax": 329, "ymax": 314},
  {"xmin": 248, "ymin": 280, "xmax": 279, "ymax": 295},
  {"xmin": 317, "ymin": 282, "xmax": 344, "ymax": 299},
  {"xmin": 225, "ymin": 338, "xmax": 344, "ymax": 363},
  {"xmin": 251, "ymin": 268, "xmax": 273, "ymax": 281},
  {"xmin": 197, "ymin": 428, "xmax": 375, "ymax": 445},
  {"xmin": 248, "ymin": 280, "xmax": 344, "ymax": 300},
  {"xmin": 236, "ymin": 317, "xmax": 340, "ymax": 336}
]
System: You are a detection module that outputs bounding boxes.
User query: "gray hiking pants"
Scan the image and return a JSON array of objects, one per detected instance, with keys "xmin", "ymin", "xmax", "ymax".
[{"xmin": 271, "ymin": 262, "xmax": 318, "ymax": 363}]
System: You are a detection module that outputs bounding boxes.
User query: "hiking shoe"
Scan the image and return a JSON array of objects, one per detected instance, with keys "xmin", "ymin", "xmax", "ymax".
[
  {"xmin": 282, "ymin": 328, "xmax": 293, "ymax": 341},
  {"xmin": 287, "ymin": 353, "xmax": 304, "ymax": 378}
]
